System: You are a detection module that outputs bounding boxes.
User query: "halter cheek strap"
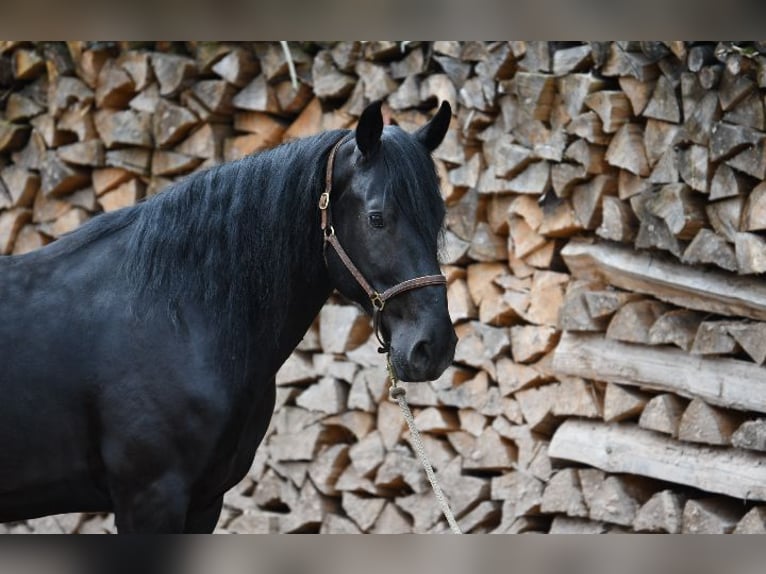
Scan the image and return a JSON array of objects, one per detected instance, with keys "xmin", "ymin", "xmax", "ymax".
[{"xmin": 319, "ymin": 135, "xmax": 447, "ymax": 352}]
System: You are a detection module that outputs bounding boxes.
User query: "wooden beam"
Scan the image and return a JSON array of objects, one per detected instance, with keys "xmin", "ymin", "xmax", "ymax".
[
  {"xmin": 561, "ymin": 240, "xmax": 766, "ymax": 321},
  {"xmin": 553, "ymin": 332, "xmax": 766, "ymax": 413},
  {"xmin": 549, "ymin": 419, "xmax": 766, "ymax": 501}
]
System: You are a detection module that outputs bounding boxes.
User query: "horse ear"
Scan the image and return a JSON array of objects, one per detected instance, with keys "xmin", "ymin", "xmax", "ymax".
[
  {"xmin": 355, "ymin": 100, "xmax": 384, "ymax": 158},
  {"xmin": 414, "ymin": 101, "xmax": 452, "ymax": 152}
]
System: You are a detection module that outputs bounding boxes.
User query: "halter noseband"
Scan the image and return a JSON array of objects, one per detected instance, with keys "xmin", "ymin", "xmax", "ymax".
[{"xmin": 319, "ymin": 135, "xmax": 447, "ymax": 353}]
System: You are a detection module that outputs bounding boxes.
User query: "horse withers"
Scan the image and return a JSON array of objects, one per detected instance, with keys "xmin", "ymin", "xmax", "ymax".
[{"xmin": 0, "ymin": 101, "xmax": 457, "ymax": 533}]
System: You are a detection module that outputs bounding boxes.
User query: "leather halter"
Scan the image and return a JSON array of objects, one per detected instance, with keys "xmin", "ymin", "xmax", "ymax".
[{"xmin": 319, "ymin": 135, "xmax": 447, "ymax": 352}]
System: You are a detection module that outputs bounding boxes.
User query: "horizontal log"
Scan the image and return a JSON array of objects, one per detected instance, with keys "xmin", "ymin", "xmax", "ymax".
[
  {"xmin": 549, "ymin": 419, "xmax": 766, "ymax": 501},
  {"xmin": 553, "ymin": 332, "xmax": 766, "ymax": 413},
  {"xmin": 561, "ymin": 240, "xmax": 766, "ymax": 321}
]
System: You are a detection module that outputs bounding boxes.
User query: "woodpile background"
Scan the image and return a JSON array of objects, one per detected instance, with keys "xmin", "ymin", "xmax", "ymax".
[{"xmin": 2, "ymin": 41, "xmax": 766, "ymax": 534}]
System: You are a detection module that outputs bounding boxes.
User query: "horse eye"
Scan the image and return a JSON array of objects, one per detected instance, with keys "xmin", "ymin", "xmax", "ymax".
[{"xmin": 368, "ymin": 213, "xmax": 385, "ymax": 228}]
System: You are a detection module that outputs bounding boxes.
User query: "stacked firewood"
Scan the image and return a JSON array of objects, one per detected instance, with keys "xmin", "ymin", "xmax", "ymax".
[{"xmin": 2, "ymin": 41, "xmax": 766, "ymax": 534}]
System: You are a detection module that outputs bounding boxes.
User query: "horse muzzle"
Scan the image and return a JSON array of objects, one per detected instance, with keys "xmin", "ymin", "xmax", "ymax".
[{"xmin": 389, "ymin": 319, "xmax": 457, "ymax": 383}]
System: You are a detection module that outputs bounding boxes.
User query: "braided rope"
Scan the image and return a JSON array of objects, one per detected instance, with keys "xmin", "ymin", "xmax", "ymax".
[{"xmin": 387, "ymin": 356, "xmax": 462, "ymax": 534}]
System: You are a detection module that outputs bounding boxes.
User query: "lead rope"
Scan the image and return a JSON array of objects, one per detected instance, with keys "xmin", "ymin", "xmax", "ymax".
[{"xmin": 385, "ymin": 354, "xmax": 463, "ymax": 534}]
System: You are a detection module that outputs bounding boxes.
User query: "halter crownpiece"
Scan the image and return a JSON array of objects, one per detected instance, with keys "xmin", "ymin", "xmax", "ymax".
[{"xmin": 319, "ymin": 135, "xmax": 447, "ymax": 353}]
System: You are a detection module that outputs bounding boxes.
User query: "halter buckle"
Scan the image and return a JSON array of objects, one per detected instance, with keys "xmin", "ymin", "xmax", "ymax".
[
  {"xmin": 371, "ymin": 292, "xmax": 386, "ymax": 311},
  {"xmin": 318, "ymin": 192, "xmax": 330, "ymax": 210}
]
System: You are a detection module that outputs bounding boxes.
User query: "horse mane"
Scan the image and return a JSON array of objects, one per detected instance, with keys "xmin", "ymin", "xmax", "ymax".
[
  {"xmin": 9, "ymin": 124, "xmax": 446, "ymax": 358},
  {"xmin": 121, "ymin": 129, "xmax": 350, "ymax": 346}
]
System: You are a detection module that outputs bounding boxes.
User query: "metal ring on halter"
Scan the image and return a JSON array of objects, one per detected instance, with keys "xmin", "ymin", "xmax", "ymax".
[{"xmin": 370, "ymin": 292, "xmax": 385, "ymax": 311}]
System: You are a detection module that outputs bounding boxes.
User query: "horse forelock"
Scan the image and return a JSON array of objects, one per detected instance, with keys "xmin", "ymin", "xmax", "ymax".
[{"xmin": 379, "ymin": 128, "xmax": 446, "ymax": 254}]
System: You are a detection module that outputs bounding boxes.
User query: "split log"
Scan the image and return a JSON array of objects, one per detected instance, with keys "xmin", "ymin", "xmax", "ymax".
[
  {"xmin": 117, "ymin": 51, "xmax": 153, "ymax": 91},
  {"xmin": 605, "ymin": 123, "xmax": 650, "ymax": 176},
  {"xmin": 57, "ymin": 140, "xmax": 104, "ymax": 167},
  {"xmin": 540, "ymin": 468, "xmax": 588, "ymax": 517},
  {"xmin": 638, "ymin": 393, "xmax": 686, "ymax": 438},
  {"xmin": 723, "ymin": 91, "xmax": 765, "ymax": 130},
  {"xmin": 511, "ymin": 72, "xmax": 556, "ymax": 121},
  {"xmin": 153, "ymin": 98, "xmax": 199, "ymax": 148},
  {"xmin": 494, "ymin": 357, "xmax": 544, "ymax": 397},
  {"xmin": 152, "ymin": 150, "xmax": 201, "ymax": 176},
  {"xmin": 547, "ymin": 516, "xmax": 606, "ymax": 534},
  {"xmin": 605, "ymin": 299, "xmax": 670, "ymax": 344},
  {"xmin": 742, "ymin": 181, "xmax": 766, "ymax": 231},
  {"xmin": 13, "ymin": 47, "xmax": 45, "ymax": 79},
  {"xmin": 725, "ymin": 322, "xmax": 766, "ymax": 364},
  {"xmin": 602, "ymin": 383, "xmax": 651, "ymax": 423},
  {"xmin": 583, "ymin": 289, "xmax": 640, "ymax": 320},
  {"xmin": 566, "ymin": 111, "xmax": 609, "ymax": 145},
  {"xmin": 678, "ymin": 398, "xmax": 744, "ymax": 445},
  {"xmin": 552, "ymin": 44, "xmax": 592, "ymax": 75},
  {"xmin": 0, "ymin": 208, "xmax": 32, "ymax": 254},
  {"xmin": 491, "ymin": 471, "xmax": 544, "ymax": 519},
  {"xmin": 341, "ymin": 492, "xmax": 385, "ymax": 532},
  {"xmin": 642, "ymin": 76, "xmax": 681, "ymax": 123},
  {"xmin": 461, "ymin": 427, "xmax": 516, "ymax": 472},
  {"xmin": 718, "ymin": 67, "xmax": 756, "ymax": 111},
  {"xmin": 587, "ymin": 475, "xmax": 654, "ymax": 526},
  {"xmin": 558, "ymin": 280, "xmax": 610, "ymax": 332},
  {"xmin": 91, "ymin": 167, "xmax": 132, "ymax": 196},
  {"xmin": 510, "ymin": 325, "xmax": 558, "ymax": 363},
  {"xmin": 682, "ymin": 498, "xmax": 743, "ymax": 534},
  {"xmin": 524, "ymin": 270, "xmax": 568, "ymax": 327},
  {"xmin": 551, "ymin": 376, "xmax": 602, "ymax": 419},
  {"xmin": 95, "ymin": 59, "xmax": 135, "ymax": 108},
  {"xmin": 307, "ymin": 443, "xmax": 349, "ymax": 496},
  {"xmin": 681, "ymin": 228, "xmax": 738, "ymax": 272},
  {"xmin": 643, "ymin": 183, "xmax": 706, "ymax": 240},
  {"xmin": 563, "ymin": 139, "xmax": 608, "ymax": 174},
  {"xmin": 633, "ymin": 490, "xmax": 684, "ymax": 533},
  {"xmin": 368, "ymin": 503, "xmax": 412, "ymax": 534},
  {"xmin": 98, "ymin": 178, "xmax": 144, "ymax": 212},
  {"xmin": 734, "ymin": 507, "xmax": 766, "ymax": 534},
  {"xmin": 690, "ymin": 320, "xmax": 741, "ymax": 355},
  {"xmin": 5, "ymin": 93, "xmax": 44, "ymax": 122},
  {"xmin": 41, "ymin": 152, "xmax": 89, "ymax": 197},
  {"xmin": 515, "ymin": 383, "xmax": 559, "ymax": 434},
  {"xmin": 549, "ymin": 419, "xmax": 766, "ymax": 501},
  {"xmin": 37, "ymin": 207, "xmax": 89, "ymax": 238},
  {"xmin": 151, "ymin": 53, "xmax": 196, "ymax": 96},
  {"xmin": 706, "ymin": 195, "xmax": 744, "ymax": 242},
  {"xmin": 595, "ymin": 196, "xmax": 638, "ymax": 242},
  {"xmin": 436, "ymin": 371, "xmax": 489, "ymax": 411},
  {"xmin": 94, "ymin": 109, "xmax": 152, "ymax": 148},
  {"xmin": 561, "ymin": 240, "xmax": 766, "ymax": 321},
  {"xmin": 11, "ymin": 224, "xmax": 48, "ymax": 255},
  {"xmin": 211, "ymin": 47, "xmax": 259, "ymax": 87},
  {"xmin": 557, "ymin": 73, "xmax": 607, "ymax": 120},
  {"xmin": 735, "ymin": 232, "xmax": 766, "ymax": 274},
  {"xmin": 731, "ymin": 419, "xmax": 766, "ymax": 452},
  {"xmin": 583, "ymin": 90, "xmax": 631, "ymax": 133},
  {"xmin": 1, "ymin": 166, "xmax": 40, "ymax": 208},
  {"xmin": 11, "ymin": 130, "xmax": 47, "ymax": 170},
  {"xmin": 647, "ymin": 309, "xmax": 703, "ymax": 351},
  {"xmin": 619, "ymin": 76, "xmax": 654, "ymax": 116},
  {"xmin": 295, "ymin": 378, "xmax": 347, "ymax": 415},
  {"xmin": 709, "ymin": 122, "xmax": 764, "ymax": 162},
  {"xmin": 375, "ymin": 448, "xmax": 428, "ymax": 494},
  {"xmin": 727, "ymin": 141, "xmax": 766, "ymax": 179},
  {"xmin": 553, "ymin": 332, "xmax": 766, "ymax": 414}
]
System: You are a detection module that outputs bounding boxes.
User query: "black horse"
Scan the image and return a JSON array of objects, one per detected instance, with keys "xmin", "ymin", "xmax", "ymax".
[{"xmin": 0, "ymin": 101, "xmax": 457, "ymax": 533}]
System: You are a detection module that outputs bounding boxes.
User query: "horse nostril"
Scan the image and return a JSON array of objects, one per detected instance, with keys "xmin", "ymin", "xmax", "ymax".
[{"xmin": 411, "ymin": 340, "xmax": 432, "ymax": 366}]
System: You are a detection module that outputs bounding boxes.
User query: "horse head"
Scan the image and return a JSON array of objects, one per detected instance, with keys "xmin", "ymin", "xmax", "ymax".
[{"xmin": 323, "ymin": 100, "xmax": 457, "ymax": 382}]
